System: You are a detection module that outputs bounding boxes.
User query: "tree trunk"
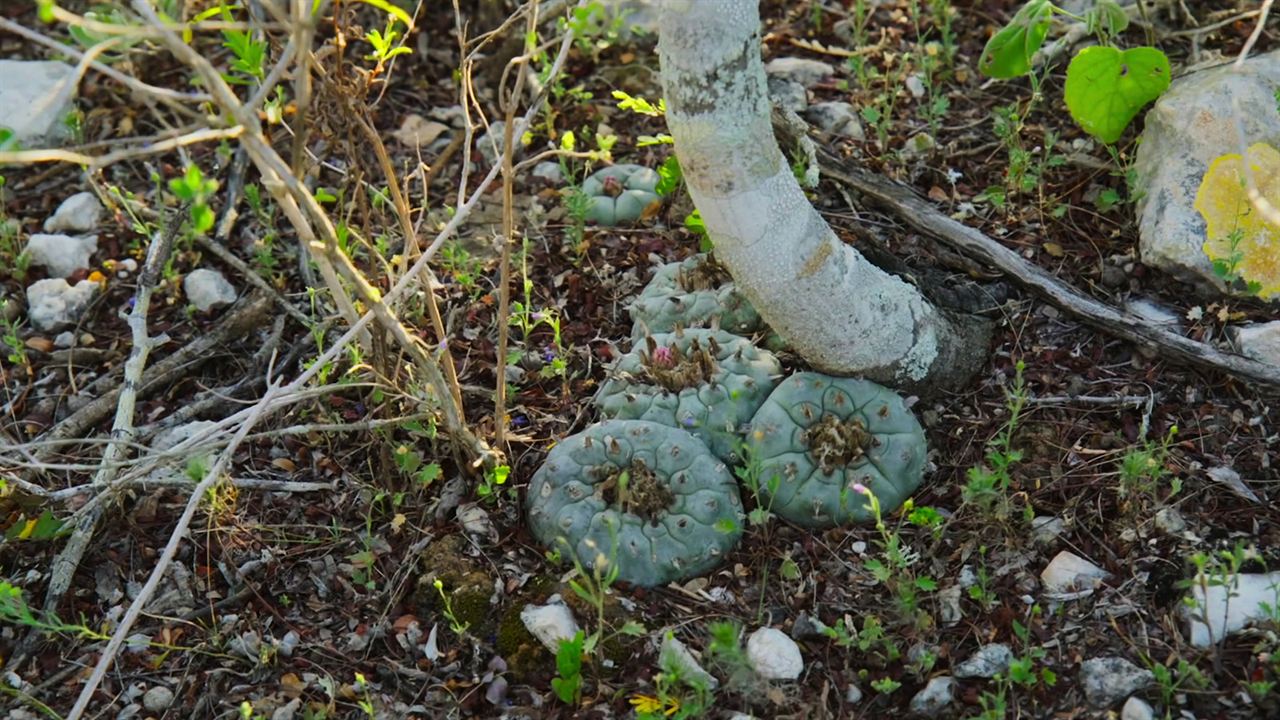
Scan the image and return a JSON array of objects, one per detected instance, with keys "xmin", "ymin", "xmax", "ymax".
[{"xmin": 657, "ymin": 0, "xmax": 987, "ymax": 391}]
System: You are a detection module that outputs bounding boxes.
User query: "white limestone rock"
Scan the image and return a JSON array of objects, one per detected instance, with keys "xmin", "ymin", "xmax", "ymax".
[
  {"xmin": 1186, "ymin": 570, "xmax": 1280, "ymax": 647},
  {"xmin": 25, "ymin": 233, "xmax": 97, "ymax": 279},
  {"xmin": 658, "ymin": 633, "xmax": 718, "ymax": 689},
  {"xmin": 43, "ymin": 192, "xmax": 103, "ymax": 233},
  {"xmin": 1228, "ymin": 321, "xmax": 1280, "ymax": 365},
  {"xmin": 746, "ymin": 627, "xmax": 803, "ymax": 680},
  {"xmin": 1134, "ymin": 51, "xmax": 1280, "ymax": 295},
  {"xmin": 1121, "ymin": 696, "xmax": 1155, "ymax": 720},
  {"xmin": 909, "ymin": 676, "xmax": 955, "ymax": 716},
  {"xmin": 954, "ymin": 644, "xmax": 1013, "ymax": 679},
  {"xmin": 0, "ymin": 60, "xmax": 78, "ymax": 147},
  {"xmin": 1040, "ymin": 551, "xmax": 1109, "ymax": 594},
  {"xmin": 25, "ymin": 278, "xmax": 98, "ymax": 331},
  {"xmin": 183, "ymin": 268, "xmax": 237, "ymax": 312},
  {"xmin": 520, "ymin": 599, "xmax": 579, "ymax": 653}
]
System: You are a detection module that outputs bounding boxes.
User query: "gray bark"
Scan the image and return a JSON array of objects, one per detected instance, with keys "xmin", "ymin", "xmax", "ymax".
[{"xmin": 657, "ymin": 0, "xmax": 986, "ymax": 390}]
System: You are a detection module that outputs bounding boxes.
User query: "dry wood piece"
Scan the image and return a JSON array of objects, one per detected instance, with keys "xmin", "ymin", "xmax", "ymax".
[{"xmin": 814, "ymin": 147, "xmax": 1280, "ymax": 392}]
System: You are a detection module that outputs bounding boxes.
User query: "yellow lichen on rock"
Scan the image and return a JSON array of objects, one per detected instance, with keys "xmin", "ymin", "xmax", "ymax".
[{"xmin": 1195, "ymin": 141, "xmax": 1280, "ymax": 297}]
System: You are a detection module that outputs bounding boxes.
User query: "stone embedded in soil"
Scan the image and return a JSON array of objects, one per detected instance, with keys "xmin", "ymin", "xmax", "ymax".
[
  {"xmin": 1134, "ymin": 50, "xmax": 1280, "ymax": 295},
  {"xmin": 184, "ymin": 268, "xmax": 237, "ymax": 312},
  {"xmin": 804, "ymin": 102, "xmax": 864, "ymax": 140},
  {"xmin": 767, "ymin": 77, "xmax": 808, "ymax": 113},
  {"xmin": 25, "ymin": 278, "xmax": 99, "ymax": 332},
  {"xmin": 954, "ymin": 643, "xmax": 1013, "ymax": 679},
  {"xmin": 845, "ymin": 683, "xmax": 863, "ymax": 704},
  {"xmin": 1079, "ymin": 656, "xmax": 1154, "ymax": 708},
  {"xmin": 1031, "ymin": 516, "xmax": 1065, "ymax": 545},
  {"xmin": 25, "ymin": 233, "xmax": 97, "ymax": 279},
  {"xmin": 746, "ymin": 627, "xmax": 803, "ymax": 680},
  {"xmin": 1040, "ymin": 551, "xmax": 1109, "ymax": 594},
  {"xmin": 1228, "ymin": 320, "xmax": 1280, "ymax": 366},
  {"xmin": 142, "ymin": 685, "xmax": 175, "ymax": 713},
  {"xmin": 0, "ymin": 60, "xmax": 78, "ymax": 146},
  {"xmin": 1122, "ymin": 696, "xmax": 1155, "ymax": 720},
  {"xmin": 520, "ymin": 599, "xmax": 580, "ymax": 653},
  {"xmin": 44, "ymin": 191, "xmax": 103, "ymax": 233},
  {"xmin": 532, "ymin": 161, "xmax": 564, "ymax": 185},
  {"xmin": 764, "ymin": 57, "xmax": 835, "ymax": 88},
  {"xmin": 1186, "ymin": 570, "xmax": 1280, "ymax": 647},
  {"xmin": 1153, "ymin": 507, "xmax": 1186, "ymax": 535},
  {"xmin": 659, "ymin": 633, "xmax": 718, "ymax": 689},
  {"xmin": 909, "ymin": 675, "xmax": 956, "ymax": 716}
]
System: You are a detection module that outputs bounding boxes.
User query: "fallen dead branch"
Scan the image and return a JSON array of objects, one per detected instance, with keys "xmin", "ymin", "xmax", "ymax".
[{"xmin": 817, "ymin": 149, "xmax": 1280, "ymax": 391}]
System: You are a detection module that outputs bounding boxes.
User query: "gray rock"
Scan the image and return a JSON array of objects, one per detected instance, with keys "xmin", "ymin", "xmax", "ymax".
[
  {"xmin": 1031, "ymin": 516, "xmax": 1065, "ymax": 545},
  {"xmin": 25, "ymin": 233, "xmax": 97, "ymax": 278},
  {"xmin": 0, "ymin": 60, "xmax": 77, "ymax": 146},
  {"xmin": 1040, "ymin": 551, "xmax": 1109, "ymax": 594},
  {"xmin": 804, "ymin": 102, "xmax": 865, "ymax": 140},
  {"xmin": 599, "ymin": 0, "xmax": 658, "ymax": 36},
  {"xmin": 152, "ymin": 420, "xmax": 224, "ymax": 452},
  {"xmin": 271, "ymin": 698, "xmax": 302, "ymax": 720},
  {"xmin": 1121, "ymin": 696, "xmax": 1155, "ymax": 720},
  {"xmin": 1124, "ymin": 297, "xmax": 1181, "ymax": 328},
  {"xmin": 954, "ymin": 644, "xmax": 1013, "ymax": 679},
  {"xmin": 659, "ymin": 633, "xmax": 718, "ymax": 689},
  {"xmin": 142, "ymin": 685, "xmax": 174, "ymax": 713},
  {"xmin": 183, "ymin": 268, "xmax": 237, "ymax": 312},
  {"xmin": 765, "ymin": 57, "xmax": 835, "ymax": 88},
  {"xmin": 746, "ymin": 627, "xmax": 803, "ymax": 680},
  {"xmin": 902, "ymin": 132, "xmax": 936, "ymax": 159},
  {"xmin": 1153, "ymin": 507, "xmax": 1186, "ymax": 534},
  {"xmin": 520, "ymin": 600, "xmax": 579, "ymax": 653},
  {"xmin": 43, "ymin": 192, "xmax": 102, "ymax": 233},
  {"xmin": 1229, "ymin": 321, "xmax": 1280, "ymax": 365},
  {"xmin": 477, "ymin": 121, "xmax": 523, "ymax": 167},
  {"xmin": 25, "ymin": 278, "xmax": 98, "ymax": 331},
  {"xmin": 54, "ymin": 331, "xmax": 75, "ymax": 349},
  {"xmin": 1079, "ymin": 657, "xmax": 1153, "ymax": 708},
  {"xmin": 532, "ymin": 161, "xmax": 564, "ymax": 185},
  {"xmin": 909, "ymin": 676, "xmax": 955, "ymax": 716},
  {"xmin": 1134, "ymin": 51, "xmax": 1280, "ymax": 295},
  {"xmin": 768, "ymin": 77, "xmax": 808, "ymax": 113},
  {"xmin": 790, "ymin": 611, "xmax": 828, "ymax": 641},
  {"xmin": 845, "ymin": 682, "xmax": 862, "ymax": 704}
]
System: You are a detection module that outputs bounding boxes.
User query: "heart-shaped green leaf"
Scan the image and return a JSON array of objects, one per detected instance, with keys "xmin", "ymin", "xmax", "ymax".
[
  {"xmin": 978, "ymin": 0, "xmax": 1054, "ymax": 79},
  {"xmin": 1064, "ymin": 45, "xmax": 1171, "ymax": 144}
]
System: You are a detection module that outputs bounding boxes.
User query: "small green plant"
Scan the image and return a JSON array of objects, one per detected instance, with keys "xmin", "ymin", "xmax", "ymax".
[
  {"xmin": 967, "ymin": 547, "xmax": 999, "ymax": 612},
  {"xmin": 1116, "ymin": 424, "xmax": 1180, "ymax": 503},
  {"xmin": 870, "ymin": 676, "xmax": 902, "ymax": 694},
  {"xmin": 2, "ymin": 310, "xmax": 27, "ymax": 369},
  {"xmin": 962, "ymin": 360, "xmax": 1028, "ymax": 521},
  {"xmin": 979, "ymin": 0, "xmax": 1171, "ymax": 144},
  {"xmin": 1148, "ymin": 657, "xmax": 1209, "ymax": 708},
  {"xmin": 551, "ymin": 630, "xmax": 585, "ymax": 704},
  {"xmin": 433, "ymin": 579, "xmax": 470, "ymax": 636},
  {"xmin": 477, "ymin": 464, "xmax": 510, "ymax": 501},
  {"xmin": 856, "ymin": 487, "xmax": 938, "ymax": 628},
  {"xmin": 168, "ymin": 163, "xmax": 219, "ymax": 235}
]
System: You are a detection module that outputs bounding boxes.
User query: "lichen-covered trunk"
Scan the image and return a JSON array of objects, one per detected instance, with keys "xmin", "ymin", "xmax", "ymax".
[{"xmin": 658, "ymin": 0, "xmax": 983, "ymax": 390}]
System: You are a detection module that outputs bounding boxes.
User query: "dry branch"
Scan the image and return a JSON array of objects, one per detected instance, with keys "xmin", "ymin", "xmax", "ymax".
[{"xmin": 817, "ymin": 150, "xmax": 1280, "ymax": 391}]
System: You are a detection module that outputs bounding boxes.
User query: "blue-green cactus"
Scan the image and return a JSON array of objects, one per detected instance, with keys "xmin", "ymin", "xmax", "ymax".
[
  {"xmin": 746, "ymin": 372, "xmax": 927, "ymax": 528},
  {"xmin": 629, "ymin": 254, "xmax": 764, "ymax": 341},
  {"xmin": 581, "ymin": 164, "xmax": 661, "ymax": 225},
  {"xmin": 594, "ymin": 329, "xmax": 781, "ymax": 463},
  {"xmin": 526, "ymin": 420, "xmax": 744, "ymax": 587}
]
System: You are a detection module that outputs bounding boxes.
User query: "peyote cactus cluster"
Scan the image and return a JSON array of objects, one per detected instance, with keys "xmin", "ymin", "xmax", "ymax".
[
  {"xmin": 581, "ymin": 164, "xmax": 661, "ymax": 226},
  {"xmin": 744, "ymin": 372, "xmax": 928, "ymax": 528},
  {"xmin": 526, "ymin": 420, "xmax": 744, "ymax": 587},
  {"xmin": 524, "ymin": 248, "xmax": 931, "ymax": 587},
  {"xmin": 594, "ymin": 328, "xmax": 782, "ymax": 463},
  {"xmin": 629, "ymin": 254, "xmax": 764, "ymax": 341}
]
